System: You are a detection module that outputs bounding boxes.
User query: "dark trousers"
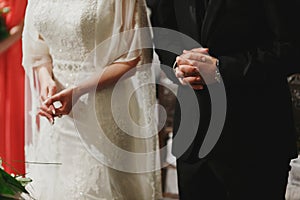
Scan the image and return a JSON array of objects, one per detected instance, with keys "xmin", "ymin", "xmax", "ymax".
[{"xmin": 176, "ymin": 157, "xmax": 291, "ymax": 200}]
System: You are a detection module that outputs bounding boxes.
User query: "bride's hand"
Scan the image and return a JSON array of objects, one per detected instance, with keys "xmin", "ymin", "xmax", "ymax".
[
  {"xmin": 43, "ymin": 86, "xmax": 81, "ymax": 117},
  {"xmin": 36, "ymin": 65, "xmax": 57, "ymax": 124}
]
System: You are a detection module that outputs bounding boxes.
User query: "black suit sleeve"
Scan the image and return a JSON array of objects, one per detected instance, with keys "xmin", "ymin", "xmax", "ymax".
[{"xmin": 217, "ymin": 0, "xmax": 300, "ymax": 86}]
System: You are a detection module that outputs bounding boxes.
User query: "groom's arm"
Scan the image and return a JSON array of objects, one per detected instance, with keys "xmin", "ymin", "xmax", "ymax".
[
  {"xmin": 215, "ymin": 0, "xmax": 300, "ymax": 86},
  {"xmin": 178, "ymin": 0, "xmax": 300, "ymax": 88}
]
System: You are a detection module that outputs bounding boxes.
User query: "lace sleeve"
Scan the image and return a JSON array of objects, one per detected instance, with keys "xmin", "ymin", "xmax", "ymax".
[{"xmin": 22, "ymin": 0, "xmax": 52, "ymax": 74}]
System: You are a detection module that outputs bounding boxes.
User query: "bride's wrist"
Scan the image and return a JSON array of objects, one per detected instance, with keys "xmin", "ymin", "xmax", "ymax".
[
  {"xmin": 35, "ymin": 67, "xmax": 54, "ymax": 82},
  {"xmin": 72, "ymin": 85, "xmax": 88, "ymax": 100},
  {"xmin": 36, "ymin": 65, "xmax": 53, "ymax": 80}
]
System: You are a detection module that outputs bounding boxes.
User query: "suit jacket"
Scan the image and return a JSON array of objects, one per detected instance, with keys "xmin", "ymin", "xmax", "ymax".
[{"xmin": 152, "ymin": 0, "xmax": 300, "ymax": 163}]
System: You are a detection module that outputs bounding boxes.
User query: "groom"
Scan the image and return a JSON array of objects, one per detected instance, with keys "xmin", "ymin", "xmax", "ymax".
[{"xmin": 152, "ymin": 0, "xmax": 300, "ymax": 199}]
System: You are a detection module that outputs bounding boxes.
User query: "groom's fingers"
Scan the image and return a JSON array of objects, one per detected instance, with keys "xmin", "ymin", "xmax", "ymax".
[
  {"xmin": 177, "ymin": 65, "xmax": 200, "ymax": 77},
  {"xmin": 185, "ymin": 48, "xmax": 209, "ymax": 54},
  {"xmin": 182, "ymin": 76, "xmax": 203, "ymax": 85},
  {"xmin": 191, "ymin": 84, "xmax": 204, "ymax": 90},
  {"xmin": 180, "ymin": 53, "xmax": 213, "ymax": 65},
  {"xmin": 176, "ymin": 56, "xmax": 189, "ymax": 65}
]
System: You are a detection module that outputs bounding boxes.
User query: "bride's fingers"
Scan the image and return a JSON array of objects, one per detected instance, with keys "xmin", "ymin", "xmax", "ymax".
[
  {"xmin": 38, "ymin": 110, "xmax": 54, "ymax": 125},
  {"xmin": 44, "ymin": 93, "xmax": 61, "ymax": 107},
  {"xmin": 44, "ymin": 84, "xmax": 57, "ymax": 111},
  {"xmin": 40, "ymin": 99, "xmax": 56, "ymax": 115},
  {"xmin": 40, "ymin": 101, "xmax": 56, "ymax": 115},
  {"xmin": 48, "ymin": 105, "xmax": 56, "ymax": 115},
  {"xmin": 45, "ymin": 97, "xmax": 68, "ymax": 116},
  {"xmin": 41, "ymin": 97, "xmax": 56, "ymax": 115},
  {"xmin": 54, "ymin": 103, "xmax": 72, "ymax": 116}
]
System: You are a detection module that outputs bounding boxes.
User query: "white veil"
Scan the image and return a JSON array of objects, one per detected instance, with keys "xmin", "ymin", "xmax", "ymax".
[{"xmin": 73, "ymin": 0, "xmax": 162, "ymax": 173}]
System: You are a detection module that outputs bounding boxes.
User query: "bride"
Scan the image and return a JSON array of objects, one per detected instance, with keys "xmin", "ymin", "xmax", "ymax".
[{"xmin": 22, "ymin": 0, "xmax": 162, "ymax": 199}]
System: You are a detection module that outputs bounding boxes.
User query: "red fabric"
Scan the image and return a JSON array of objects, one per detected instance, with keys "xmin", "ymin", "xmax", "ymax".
[{"xmin": 0, "ymin": 0, "xmax": 27, "ymax": 175}]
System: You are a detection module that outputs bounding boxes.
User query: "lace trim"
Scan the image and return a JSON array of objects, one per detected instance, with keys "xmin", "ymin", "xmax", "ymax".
[{"xmin": 53, "ymin": 60, "xmax": 96, "ymax": 72}]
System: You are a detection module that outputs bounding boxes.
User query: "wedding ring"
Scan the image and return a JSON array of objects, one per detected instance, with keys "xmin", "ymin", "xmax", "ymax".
[{"xmin": 53, "ymin": 101, "xmax": 63, "ymax": 109}]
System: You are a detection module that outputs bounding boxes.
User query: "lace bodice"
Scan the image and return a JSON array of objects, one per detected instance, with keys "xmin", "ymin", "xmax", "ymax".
[
  {"xmin": 32, "ymin": 0, "xmax": 98, "ymax": 63},
  {"xmin": 30, "ymin": 0, "xmax": 102, "ymax": 88}
]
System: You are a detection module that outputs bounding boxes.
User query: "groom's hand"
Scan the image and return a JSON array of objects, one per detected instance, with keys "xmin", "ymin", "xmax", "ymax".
[
  {"xmin": 175, "ymin": 48, "xmax": 209, "ymax": 90},
  {"xmin": 174, "ymin": 59, "xmax": 204, "ymax": 90},
  {"xmin": 176, "ymin": 48, "xmax": 218, "ymax": 90}
]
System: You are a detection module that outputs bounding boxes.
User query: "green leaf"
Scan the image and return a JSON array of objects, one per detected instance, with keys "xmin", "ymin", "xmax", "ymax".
[
  {"xmin": 0, "ymin": 173, "xmax": 15, "ymax": 196},
  {"xmin": 0, "ymin": 168, "xmax": 28, "ymax": 195}
]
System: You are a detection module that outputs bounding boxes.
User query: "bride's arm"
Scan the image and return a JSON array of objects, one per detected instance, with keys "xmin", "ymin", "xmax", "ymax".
[
  {"xmin": 76, "ymin": 57, "xmax": 140, "ymax": 95},
  {"xmin": 43, "ymin": 56, "xmax": 140, "ymax": 117},
  {"xmin": 35, "ymin": 63, "xmax": 57, "ymax": 124},
  {"xmin": 22, "ymin": 2, "xmax": 58, "ymax": 124},
  {"xmin": 43, "ymin": 0, "xmax": 145, "ymax": 120}
]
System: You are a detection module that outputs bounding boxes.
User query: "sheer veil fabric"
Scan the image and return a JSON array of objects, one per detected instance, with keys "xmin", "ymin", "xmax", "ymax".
[{"xmin": 22, "ymin": 0, "xmax": 162, "ymax": 199}]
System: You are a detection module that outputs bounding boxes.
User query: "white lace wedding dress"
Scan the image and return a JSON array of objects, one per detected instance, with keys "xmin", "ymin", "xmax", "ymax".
[{"xmin": 22, "ymin": 0, "xmax": 162, "ymax": 199}]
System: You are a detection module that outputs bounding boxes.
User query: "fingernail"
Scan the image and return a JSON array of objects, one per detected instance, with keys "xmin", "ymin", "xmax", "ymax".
[{"xmin": 52, "ymin": 109, "xmax": 56, "ymax": 115}]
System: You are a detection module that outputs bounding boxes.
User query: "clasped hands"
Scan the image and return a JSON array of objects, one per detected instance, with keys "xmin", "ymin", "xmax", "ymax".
[
  {"xmin": 174, "ymin": 47, "xmax": 218, "ymax": 90},
  {"xmin": 38, "ymin": 76, "xmax": 78, "ymax": 125}
]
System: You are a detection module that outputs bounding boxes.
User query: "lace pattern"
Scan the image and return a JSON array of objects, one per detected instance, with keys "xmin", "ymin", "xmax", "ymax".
[{"xmin": 32, "ymin": 0, "xmax": 97, "ymax": 62}]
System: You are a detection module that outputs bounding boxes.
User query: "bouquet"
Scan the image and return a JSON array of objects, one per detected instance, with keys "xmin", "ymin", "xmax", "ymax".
[
  {"xmin": 0, "ymin": 158, "xmax": 32, "ymax": 200},
  {"xmin": 0, "ymin": 3, "xmax": 10, "ymax": 41}
]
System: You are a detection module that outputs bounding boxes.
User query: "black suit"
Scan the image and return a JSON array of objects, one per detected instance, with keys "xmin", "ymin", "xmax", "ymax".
[{"xmin": 152, "ymin": 0, "xmax": 300, "ymax": 199}]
